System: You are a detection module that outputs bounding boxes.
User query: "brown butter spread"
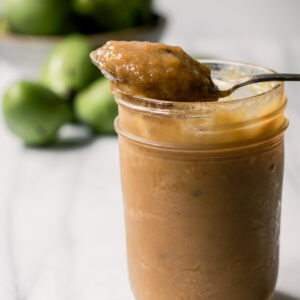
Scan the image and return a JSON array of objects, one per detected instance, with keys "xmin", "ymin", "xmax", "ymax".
[{"xmin": 91, "ymin": 41, "xmax": 219, "ymax": 102}]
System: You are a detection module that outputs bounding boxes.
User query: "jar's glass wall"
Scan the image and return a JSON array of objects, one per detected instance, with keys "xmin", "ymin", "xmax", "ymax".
[
  {"xmin": 120, "ymin": 134, "xmax": 284, "ymax": 300},
  {"xmin": 114, "ymin": 60, "xmax": 288, "ymax": 300}
]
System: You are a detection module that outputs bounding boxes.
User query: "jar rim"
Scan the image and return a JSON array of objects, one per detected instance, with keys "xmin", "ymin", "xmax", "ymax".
[{"xmin": 114, "ymin": 116, "xmax": 288, "ymax": 152}]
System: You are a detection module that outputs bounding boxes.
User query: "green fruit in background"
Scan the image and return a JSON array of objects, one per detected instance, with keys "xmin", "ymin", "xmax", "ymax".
[
  {"xmin": 74, "ymin": 78, "xmax": 118, "ymax": 134},
  {"xmin": 41, "ymin": 35, "xmax": 99, "ymax": 100},
  {"xmin": 3, "ymin": 81, "xmax": 71, "ymax": 146},
  {"xmin": 2, "ymin": 0, "xmax": 71, "ymax": 35},
  {"xmin": 72, "ymin": 0, "xmax": 95, "ymax": 14},
  {"xmin": 0, "ymin": 17, "xmax": 10, "ymax": 34},
  {"xmin": 72, "ymin": 0, "xmax": 152, "ymax": 31},
  {"xmin": 135, "ymin": 0, "xmax": 153, "ymax": 25}
]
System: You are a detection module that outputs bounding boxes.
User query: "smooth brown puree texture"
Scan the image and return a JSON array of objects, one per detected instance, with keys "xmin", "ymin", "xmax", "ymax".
[
  {"xmin": 120, "ymin": 135, "xmax": 283, "ymax": 300},
  {"xmin": 90, "ymin": 41, "xmax": 219, "ymax": 102}
]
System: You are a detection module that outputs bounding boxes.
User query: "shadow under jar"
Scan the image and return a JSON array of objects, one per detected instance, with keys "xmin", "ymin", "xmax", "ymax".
[{"xmin": 113, "ymin": 60, "xmax": 289, "ymax": 300}]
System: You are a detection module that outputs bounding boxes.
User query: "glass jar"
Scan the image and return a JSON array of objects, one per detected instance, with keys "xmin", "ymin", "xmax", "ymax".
[{"xmin": 114, "ymin": 60, "xmax": 288, "ymax": 300}]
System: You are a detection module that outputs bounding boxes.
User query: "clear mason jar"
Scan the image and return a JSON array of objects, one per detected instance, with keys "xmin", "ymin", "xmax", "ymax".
[{"xmin": 113, "ymin": 60, "xmax": 289, "ymax": 300}]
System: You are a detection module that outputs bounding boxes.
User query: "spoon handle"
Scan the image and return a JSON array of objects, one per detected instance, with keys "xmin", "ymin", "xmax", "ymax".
[{"xmin": 233, "ymin": 73, "xmax": 300, "ymax": 91}]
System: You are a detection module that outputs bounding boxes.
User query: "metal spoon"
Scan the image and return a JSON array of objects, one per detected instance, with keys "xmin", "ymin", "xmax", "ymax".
[{"xmin": 212, "ymin": 73, "xmax": 300, "ymax": 98}]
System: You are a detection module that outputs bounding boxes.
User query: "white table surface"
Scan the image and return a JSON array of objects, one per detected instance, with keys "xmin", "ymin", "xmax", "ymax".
[{"xmin": 1, "ymin": 1, "xmax": 300, "ymax": 299}]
